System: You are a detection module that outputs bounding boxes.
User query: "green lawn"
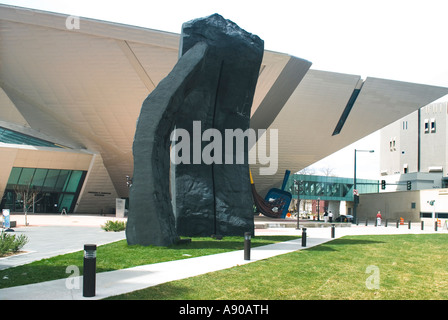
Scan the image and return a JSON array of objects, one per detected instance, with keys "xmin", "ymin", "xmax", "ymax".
[
  {"xmin": 2, "ymin": 234, "xmax": 447, "ymax": 300},
  {"xmin": 108, "ymin": 234, "xmax": 448, "ymax": 300},
  {"xmin": 0, "ymin": 235, "xmax": 297, "ymax": 289}
]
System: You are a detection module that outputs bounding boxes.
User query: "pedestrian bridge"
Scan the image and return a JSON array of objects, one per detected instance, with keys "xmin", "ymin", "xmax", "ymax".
[{"xmin": 284, "ymin": 174, "xmax": 379, "ymax": 201}]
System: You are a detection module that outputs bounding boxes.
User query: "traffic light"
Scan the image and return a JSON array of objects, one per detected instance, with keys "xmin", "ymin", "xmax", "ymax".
[
  {"xmin": 407, "ymin": 181, "xmax": 412, "ymax": 190},
  {"xmin": 381, "ymin": 180, "xmax": 386, "ymax": 190}
]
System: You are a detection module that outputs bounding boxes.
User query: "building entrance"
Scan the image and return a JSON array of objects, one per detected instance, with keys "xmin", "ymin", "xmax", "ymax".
[{"xmin": 1, "ymin": 168, "xmax": 86, "ymax": 213}]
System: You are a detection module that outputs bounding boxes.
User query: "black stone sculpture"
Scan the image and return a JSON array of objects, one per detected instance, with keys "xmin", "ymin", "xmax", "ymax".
[
  {"xmin": 125, "ymin": 42, "xmax": 209, "ymax": 246},
  {"xmin": 126, "ymin": 14, "xmax": 264, "ymax": 246},
  {"xmin": 174, "ymin": 15, "xmax": 264, "ymax": 237}
]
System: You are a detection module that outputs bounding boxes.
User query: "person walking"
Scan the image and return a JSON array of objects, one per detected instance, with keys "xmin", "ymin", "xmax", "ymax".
[
  {"xmin": 323, "ymin": 210, "xmax": 328, "ymax": 223},
  {"xmin": 328, "ymin": 210, "xmax": 333, "ymax": 223},
  {"xmin": 376, "ymin": 211, "xmax": 382, "ymax": 226}
]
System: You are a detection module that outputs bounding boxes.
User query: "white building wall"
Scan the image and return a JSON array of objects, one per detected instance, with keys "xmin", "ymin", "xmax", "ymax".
[
  {"xmin": 74, "ymin": 153, "xmax": 119, "ymax": 214},
  {"xmin": 420, "ymin": 102, "xmax": 447, "ymax": 174},
  {"xmin": 380, "ymin": 110, "xmax": 418, "ymax": 176},
  {"xmin": 358, "ymin": 188, "xmax": 448, "ymax": 227}
]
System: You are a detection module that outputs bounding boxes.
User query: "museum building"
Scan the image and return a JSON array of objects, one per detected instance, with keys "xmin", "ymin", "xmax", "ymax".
[{"xmin": 1, "ymin": 4, "xmax": 448, "ymax": 215}]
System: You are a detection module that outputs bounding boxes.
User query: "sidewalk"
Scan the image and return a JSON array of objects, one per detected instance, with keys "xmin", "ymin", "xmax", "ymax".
[
  {"xmin": 0, "ymin": 214, "xmax": 445, "ymax": 300},
  {"xmin": 0, "ymin": 214, "xmax": 127, "ymax": 270}
]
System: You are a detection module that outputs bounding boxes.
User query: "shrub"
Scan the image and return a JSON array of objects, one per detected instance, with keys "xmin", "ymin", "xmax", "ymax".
[
  {"xmin": 0, "ymin": 231, "xmax": 29, "ymax": 257},
  {"xmin": 101, "ymin": 220, "xmax": 126, "ymax": 232}
]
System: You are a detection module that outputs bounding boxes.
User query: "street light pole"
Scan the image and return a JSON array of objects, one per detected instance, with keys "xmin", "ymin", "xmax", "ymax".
[{"xmin": 353, "ymin": 149, "xmax": 374, "ymax": 224}]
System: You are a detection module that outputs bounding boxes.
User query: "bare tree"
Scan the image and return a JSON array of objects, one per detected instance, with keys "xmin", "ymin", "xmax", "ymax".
[
  {"xmin": 13, "ymin": 182, "xmax": 42, "ymax": 226},
  {"xmin": 298, "ymin": 167, "xmax": 316, "ymax": 175},
  {"xmin": 296, "ymin": 168, "xmax": 314, "ymax": 217},
  {"xmin": 319, "ymin": 166, "xmax": 336, "ymax": 177}
]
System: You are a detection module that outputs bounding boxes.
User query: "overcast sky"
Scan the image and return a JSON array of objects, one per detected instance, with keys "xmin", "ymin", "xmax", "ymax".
[{"xmin": 2, "ymin": 0, "xmax": 447, "ymax": 179}]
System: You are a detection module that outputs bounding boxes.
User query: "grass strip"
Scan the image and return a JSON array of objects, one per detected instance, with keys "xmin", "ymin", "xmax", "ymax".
[
  {"xmin": 108, "ymin": 234, "xmax": 448, "ymax": 300},
  {"xmin": 0, "ymin": 235, "xmax": 298, "ymax": 289}
]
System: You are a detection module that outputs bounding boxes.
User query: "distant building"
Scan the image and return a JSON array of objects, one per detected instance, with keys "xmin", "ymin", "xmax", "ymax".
[
  {"xmin": 358, "ymin": 101, "xmax": 448, "ymax": 225},
  {"xmin": 380, "ymin": 101, "xmax": 448, "ymax": 191}
]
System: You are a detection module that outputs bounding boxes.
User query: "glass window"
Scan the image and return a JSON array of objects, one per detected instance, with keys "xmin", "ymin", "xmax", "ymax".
[
  {"xmin": 7, "ymin": 167, "xmax": 22, "ymax": 186},
  {"xmin": 64, "ymin": 171, "xmax": 84, "ymax": 193},
  {"xmin": 54, "ymin": 170, "xmax": 70, "ymax": 192},
  {"xmin": 3, "ymin": 167, "xmax": 86, "ymax": 213},
  {"xmin": 0, "ymin": 126, "xmax": 64, "ymax": 148},
  {"xmin": 32, "ymin": 169, "xmax": 49, "ymax": 187},
  {"xmin": 42, "ymin": 170, "xmax": 60, "ymax": 191},
  {"xmin": 2, "ymin": 190, "xmax": 15, "ymax": 211},
  {"xmin": 17, "ymin": 168, "xmax": 36, "ymax": 186},
  {"xmin": 58, "ymin": 194, "xmax": 74, "ymax": 211},
  {"xmin": 430, "ymin": 119, "xmax": 436, "ymax": 133}
]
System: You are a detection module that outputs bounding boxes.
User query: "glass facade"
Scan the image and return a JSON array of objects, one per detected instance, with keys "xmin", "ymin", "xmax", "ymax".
[
  {"xmin": 285, "ymin": 174, "xmax": 379, "ymax": 201},
  {"xmin": 0, "ymin": 126, "xmax": 64, "ymax": 148},
  {"xmin": 1, "ymin": 167, "xmax": 86, "ymax": 213}
]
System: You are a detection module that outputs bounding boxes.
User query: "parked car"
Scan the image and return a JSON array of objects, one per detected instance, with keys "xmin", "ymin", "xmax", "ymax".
[{"xmin": 335, "ymin": 214, "xmax": 354, "ymax": 222}]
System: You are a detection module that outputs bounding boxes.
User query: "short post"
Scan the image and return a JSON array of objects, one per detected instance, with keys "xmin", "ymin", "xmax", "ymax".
[
  {"xmin": 331, "ymin": 224, "xmax": 335, "ymax": 238},
  {"xmin": 435, "ymin": 221, "xmax": 438, "ymax": 232},
  {"xmin": 244, "ymin": 232, "xmax": 251, "ymax": 260},
  {"xmin": 365, "ymin": 219, "xmax": 368, "ymax": 226},
  {"xmin": 301, "ymin": 228, "xmax": 307, "ymax": 247},
  {"xmin": 396, "ymin": 219, "xmax": 399, "ymax": 228},
  {"xmin": 408, "ymin": 221, "xmax": 411, "ymax": 229},
  {"xmin": 421, "ymin": 221, "xmax": 424, "ymax": 230},
  {"xmin": 385, "ymin": 219, "xmax": 388, "ymax": 227},
  {"xmin": 83, "ymin": 244, "xmax": 97, "ymax": 297}
]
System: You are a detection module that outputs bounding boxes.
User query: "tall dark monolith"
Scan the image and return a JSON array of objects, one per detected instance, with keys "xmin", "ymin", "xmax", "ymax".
[
  {"xmin": 173, "ymin": 14, "xmax": 264, "ymax": 237},
  {"xmin": 126, "ymin": 42, "xmax": 209, "ymax": 246},
  {"xmin": 126, "ymin": 14, "xmax": 263, "ymax": 246}
]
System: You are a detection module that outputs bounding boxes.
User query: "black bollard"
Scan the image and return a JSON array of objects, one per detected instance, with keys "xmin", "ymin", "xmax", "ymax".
[
  {"xmin": 421, "ymin": 221, "xmax": 424, "ymax": 230},
  {"xmin": 83, "ymin": 244, "xmax": 96, "ymax": 297},
  {"xmin": 435, "ymin": 221, "xmax": 438, "ymax": 231},
  {"xmin": 408, "ymin": 221, "xmax": 411, "ymax": 229},
  {"xmin": 385, "ymin": 219, "xmax": 388, "ymax": 227},
  {"xmin": 396, "ymin": 220, "xmax": 399, "ymax": 228},
  {"xmin": 365, "ymin": 219, "xmax": 368, "ymax": 226},
  {"xmin": 331, "ymin": 224, "xmax": 335, "ymax": 238},
  {"xmin": 244, "ymin": 232, "xmax": 251, "ymax": 260},
  {"xmin": 301, "ymin": 228, "xmax": 307, "ymax": 247}
]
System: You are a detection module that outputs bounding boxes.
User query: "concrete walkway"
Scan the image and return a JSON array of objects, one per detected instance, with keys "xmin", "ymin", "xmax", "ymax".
[
  {"xmin": 0, "ymin": 215, "xmax": 127, "ymax": 270},
  {"xmin": 0, "ymin": 214, "xmax": 446, "ymax": 300}
]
